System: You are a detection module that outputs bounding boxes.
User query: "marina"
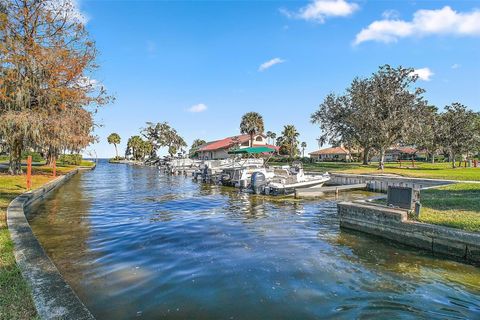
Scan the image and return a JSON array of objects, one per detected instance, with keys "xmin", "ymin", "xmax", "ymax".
[
  {"xmin": 25, "ymin": 161, "xmax": 480, "ymax": 319},
  {"xmin": 1, "ymin": 1, "xmax": 479, "ymax": 318}
]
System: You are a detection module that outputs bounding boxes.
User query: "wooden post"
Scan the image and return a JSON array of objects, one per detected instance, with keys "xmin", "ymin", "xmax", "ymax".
[
  {"xmin": 26, "ymin": 156, "xmax": 32, "ymax": 190},
  {"xmin": 53, "ymin": 160, "xmax": 56, "ymax": 177}
]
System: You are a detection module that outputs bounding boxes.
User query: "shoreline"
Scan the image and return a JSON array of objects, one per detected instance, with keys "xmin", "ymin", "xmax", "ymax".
[{"xmin": 4, "ymin": 165, "xmax": 96, "ymax": 320}]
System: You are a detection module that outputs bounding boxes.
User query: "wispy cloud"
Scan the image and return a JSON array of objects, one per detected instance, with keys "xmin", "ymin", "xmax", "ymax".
[
  {"xmin": 411, "ymin": 68, "xmax": 434, "ymax": 81},
  {"xmin": 47, "ymin": 0, "xmax": 89, "ymax": 24},
  {"xmin": 451, "ymin": 63, "xmax": 461, "ymax": 69},
  {"xmin": 281, "ymin": 0, "xmax": 359, "ymax": 23},
  {"xmin": 355, "ymin": 6, "xmax": 480, "ymax": 45},
  {"xmin": 146, "ymin": 40, "xmax": 157, "ymax": 57},
  {"xmin": 258, "ymin": 58, "xmax": 285, "ymax": 72},
  {"xmin": 188, "ymin": 103, "xmax": 207, "ymax": 113}
]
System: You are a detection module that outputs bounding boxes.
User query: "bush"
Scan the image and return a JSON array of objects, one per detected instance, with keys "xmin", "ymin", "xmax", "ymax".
[
  {"xmin": 58, "ymin": 154, "xmax": 82, "ymax": 165},
  {"xmin": 21, "ymin": 151, "xmax": 43, "ymax": 162}
]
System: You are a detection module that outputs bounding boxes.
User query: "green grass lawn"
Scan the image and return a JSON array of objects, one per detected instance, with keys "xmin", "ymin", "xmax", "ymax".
[
  {"xmin": 0, "ymin": 161, "xmax": 93, "ymax": 319},
  {"xmin": 419, "ymin": 183, "xmax": 480, "ymax": 233},
  {"xmin": 297, "ymin": 161, "xmax": 480, "ymax": 181}
]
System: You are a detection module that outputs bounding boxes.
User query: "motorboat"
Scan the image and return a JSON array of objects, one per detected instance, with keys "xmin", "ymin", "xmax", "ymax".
[
  {"xmin": 220, "ymin": 161, "xmax": 273, "ymax": 188},
  {"xmin": 250, "ymin": 162, "xmax": 330, "ymax": 195}
]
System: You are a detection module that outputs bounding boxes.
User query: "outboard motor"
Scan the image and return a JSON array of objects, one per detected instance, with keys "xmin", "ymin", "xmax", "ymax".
[
  {"xmin": 251, "ymin": 171, "xmax": 267, "ymax": 195},
  {"xmin": 220, "ymin": 172, "xmax": 232, "ymax": 186},
  {"xmin": 202, "ymin": 165, "xmax": 209, "ymax": 181}
]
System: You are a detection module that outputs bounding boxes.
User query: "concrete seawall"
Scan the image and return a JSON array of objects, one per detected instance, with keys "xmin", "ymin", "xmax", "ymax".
[
  {"xmin": 307, "ymin": 172, "xmax": 454, "ymax": 192},
  {"xmin": 7, "ymin": 167, "xmax": 95, "ymax": 320},
  {"xmin": 338, "ymin": 202, "xmax": 480, "ymax": 265}
]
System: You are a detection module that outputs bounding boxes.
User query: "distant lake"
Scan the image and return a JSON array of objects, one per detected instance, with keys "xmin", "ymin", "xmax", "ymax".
[{"xmin": 27, "ymin": 160, "xmax": 480, "ymax": 319}]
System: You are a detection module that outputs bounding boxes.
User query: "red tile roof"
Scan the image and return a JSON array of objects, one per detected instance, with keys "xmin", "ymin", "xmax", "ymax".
[
  {"xmin": 198, "ymin": 134, "xmax": 273, "ymax": 152},
  {"xmin": 387, "ymin": 147, "xmax": 417, "ymax": 154},
  {"xmin": 309, "ymin": 146, "xmax": 351, "ymax": 155}
]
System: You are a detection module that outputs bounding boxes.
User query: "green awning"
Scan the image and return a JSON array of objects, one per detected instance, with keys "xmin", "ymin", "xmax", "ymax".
[{"xmin": 228, "ymin": 146, "xmax": 276, "ymax": 154}]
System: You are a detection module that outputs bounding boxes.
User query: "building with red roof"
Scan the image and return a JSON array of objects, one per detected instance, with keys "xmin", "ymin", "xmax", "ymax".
[
  {"xmin": 309, "ymin": 146, "xmax": 358, "ymax": 162},
  {"xmin": 195, "ymin": 134, "xmax": 278, "ymax": 159}
]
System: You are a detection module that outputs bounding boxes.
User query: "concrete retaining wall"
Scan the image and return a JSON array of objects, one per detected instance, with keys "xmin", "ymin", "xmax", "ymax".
[
  {"xmin": 7, "ymin": 167, "xmax": 95, "ymax": 320},
  {"xmin": 314, "ymin": 172, "xmax": 454, "ymax": 192},
  {"xmin": 338, "ymin": 202, "xmax": 480, "ymax": 265}
]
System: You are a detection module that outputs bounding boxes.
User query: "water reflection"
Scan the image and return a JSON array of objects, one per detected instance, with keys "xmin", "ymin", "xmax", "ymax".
[{"xmin": 27, "ymin": 161, "xmax": 480, "ymax": 319}]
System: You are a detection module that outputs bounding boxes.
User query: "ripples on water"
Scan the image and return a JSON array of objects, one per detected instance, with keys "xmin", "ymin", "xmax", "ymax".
[{"xmin": 27, "ymin": 161, "xmax": 480, "ymax": 319}]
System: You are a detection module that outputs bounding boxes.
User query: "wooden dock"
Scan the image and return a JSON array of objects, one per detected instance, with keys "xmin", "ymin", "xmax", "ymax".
[{"xmin": 295, "ymin": 183, "xmax": 367, "ymax": 198}]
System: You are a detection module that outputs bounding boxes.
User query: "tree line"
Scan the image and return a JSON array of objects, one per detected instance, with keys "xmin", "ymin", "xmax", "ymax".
[
  {"xmin": 109, "ymin": 122, "xmax": 188, "ymax": 161},
  {"xmin": 311, "ymin": 65, "xmax": 480, "ymax": 169},
  {"xmin": 0, "ymin": 0, "xmax": 110, "ymax": 174}
]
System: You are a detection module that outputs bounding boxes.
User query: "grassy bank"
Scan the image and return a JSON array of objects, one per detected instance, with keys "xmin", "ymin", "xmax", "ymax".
[
  {"xmin": 0, "ymin": 162, "xmax": 93, "ymax": 319},
  {"xmin": 295, "ymin": 161, "xmax": 480, "ymax": 181},
  {"xmin": 420, "ymin": 183, "xmax": 480, "ymax": 233}
]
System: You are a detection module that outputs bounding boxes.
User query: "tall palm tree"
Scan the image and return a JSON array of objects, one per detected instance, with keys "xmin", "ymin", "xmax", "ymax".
[
  {"xmin": 107, "ymin": 133, "xmax": 121, "ymax": 159},
  {"xmin": 266, "ymin": 131, "xmax": 273, "ymax": 145},
  {"xmin": 240, "ymin": 112, "xmax": 264, "ymax": 147},
  {"xmin": 301, "ymin": 141, "xmax": 307, "ymax": 158},
  {"xmin": 127, "ymin": 135, "xmax": 143, "ymax": 160},
  {"xmin": 281, "ymin": 125, "xmax": 300, "ymax": 162},
  {"xmin": 271, "ymin": 132, "xmax": 277, "ymax": 146}
]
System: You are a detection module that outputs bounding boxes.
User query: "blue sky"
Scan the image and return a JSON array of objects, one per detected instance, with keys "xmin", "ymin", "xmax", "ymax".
[{"xmin": 78, "ymin": 0, "xmax": 480, "ymax": 158}]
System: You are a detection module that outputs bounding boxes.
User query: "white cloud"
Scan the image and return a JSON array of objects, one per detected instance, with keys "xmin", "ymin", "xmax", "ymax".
[
  {"xmin": 411, "ymin": 68, "xmax": 434, "ymax": 81},
  {"xmin": 45, "ymin": 0, "xmax": 88, "ymax": 24},
  {"xmin": 258, "ymin": 58, "xmax": 285, "ymax": 72},
  {"xmin": 188, "ymin": 103, "xmax": 207, "ymax": 113},
  {"xmin": 281, "ymin": 0, "xmax": 359, "ymax": 23},
  {"xmin": 76, "ymin": 76, "xmax": 99, "ymax": 88},
  {"xmin": 451, "ymin": 63, "xmax": 461, "ymax": 69},
  {"xmin": 382, "ymin": 9, "xmax": 400, "ymax": 20},
  {"xmin": 354, "ymin": 6, "xmax": 480, "ymax": 45}
]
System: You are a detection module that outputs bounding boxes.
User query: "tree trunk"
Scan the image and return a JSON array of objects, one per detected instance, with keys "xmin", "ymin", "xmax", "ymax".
[
  {"xmin": 46, "ymin": 147, "xmax": 58, "ymax": 167},
  {"xmin": 114, "ymin": 144, "xmax": 119, "ymax": 159},
  {"xmin": 378, "ymin": 148, "xmax": 385, "ymax": 171},
  {"xmin": 362, "ymin": 148, "xmax": 370, "ymax": 165},
  {"xmin": 8, "ymin": 140, "xmax": 23, "ymax": 175},
  {"xmin": 250, "ymin": 133, "xmax": 254, "ymax": 147},
  {"xmin": 430, "ymin": 152, "xmax": 435, "ymax": 164},
  {"xmin": 451, "ymin": 152, "xmax": 456, "ymax": 168}
]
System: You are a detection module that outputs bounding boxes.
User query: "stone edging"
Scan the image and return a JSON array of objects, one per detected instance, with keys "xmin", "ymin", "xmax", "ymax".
[
  {"xmin": 7, "ymin": 166, "xmax": 96, "ymax": 320},
  {"xmin": 338, "ymin": 201, "xmax": 480, "ymax": 265}
]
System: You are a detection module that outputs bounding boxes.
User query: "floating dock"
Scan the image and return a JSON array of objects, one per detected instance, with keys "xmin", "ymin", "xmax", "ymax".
[{"xmin": 295, "ymin": 183, "xmax": 367, "ymax": 198}]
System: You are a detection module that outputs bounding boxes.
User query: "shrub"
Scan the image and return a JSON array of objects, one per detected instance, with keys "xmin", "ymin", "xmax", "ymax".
[
  {"xmin": 21, "ymin": 151, "xmax": 43, "ymax": 162},
  {"xmin": 58, "ymin": 154, "xmax": 82, "ymax": 165}
]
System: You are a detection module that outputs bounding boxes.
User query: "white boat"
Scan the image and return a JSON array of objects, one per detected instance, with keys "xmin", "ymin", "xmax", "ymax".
[
  {"xmin": 220, "ymin": 162, "xmax": 273, "ymax": 188},
  {"xmin": 251, "ymin": 162, "xmax": 330, "ymax": 195}
]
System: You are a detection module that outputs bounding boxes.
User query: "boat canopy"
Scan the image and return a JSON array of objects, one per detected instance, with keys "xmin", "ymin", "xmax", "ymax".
[{"xmin": 228, "ymin": 146, "xmax": 276, "ymax": 154}]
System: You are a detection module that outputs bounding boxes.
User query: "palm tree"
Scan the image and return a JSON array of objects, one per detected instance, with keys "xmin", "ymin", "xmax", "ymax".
[
  {"xmin": 266, "ymin": 131, "xmax": 273, "ymax": 145},
  {"xmin": 127, "ymin": 135, "xmax": 143, "ymax": 160},
  {"xmin": 107, "ymin": 133, "xmax": 121, "ymax": 159},
  {"xmin": 271, "ymin": 132, "xmax": 277, "ymax": 146},
  {"xmin": 190, "ymin": 139, "xmax": 206, "ymax": 156},
  {"xmin": 240, "ymin": 112, "xmax": 264, "ymax": 147},
  {"xmin": 281, "ymin": 125, "xmax": 300, "ymax": 162},
  {"xmin": 301, "ymin": 141, "xmax": 307, "ymax": 158}
]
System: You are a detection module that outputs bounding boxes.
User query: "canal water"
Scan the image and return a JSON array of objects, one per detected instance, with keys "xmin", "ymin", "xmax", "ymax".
[{"xmin": 27, "ymin": 161, "xmax": 480, "ymax": 319}]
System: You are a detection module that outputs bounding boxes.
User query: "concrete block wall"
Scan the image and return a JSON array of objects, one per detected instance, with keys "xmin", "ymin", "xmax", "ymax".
[
  {"xmin": 327, "ymin": 173, "xmax": 453, "ymax": 192},
  {"xmin": 338, "ymin": 202, "xmax": 480, "ymax": 265}
]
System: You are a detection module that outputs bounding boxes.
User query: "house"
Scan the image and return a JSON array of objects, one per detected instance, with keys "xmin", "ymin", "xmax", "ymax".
[
  {"xmin": 309, "ymin": 146, "xmax": 357, "ymax": 162},
  {"xmin": 370, "ymin": 147, "xmax": 418, "ymax": 162},
  {"xmin": 195, "ymin": 134, "xmax": 278, "ymax": 160},
  {"xmin": 385, "ymin": 147, "xmax": 417, "ymax": 161}
]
